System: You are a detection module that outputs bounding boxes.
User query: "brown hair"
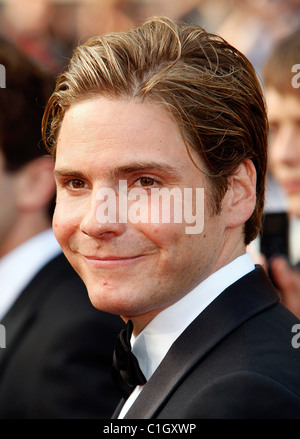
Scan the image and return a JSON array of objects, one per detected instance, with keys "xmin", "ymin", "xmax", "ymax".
[
  {"xmin": 42, "ymin": 16, "xmax": 268, "ymax": 245},
  {"xmin": 264, "ymin": 27, "xmax": 300, "ymax": 96}
]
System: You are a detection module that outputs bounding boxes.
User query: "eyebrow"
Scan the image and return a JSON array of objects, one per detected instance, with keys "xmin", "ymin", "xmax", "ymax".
[{"xmin": 54, "ymin": 161, "xmax": 182, "ymax": 181}]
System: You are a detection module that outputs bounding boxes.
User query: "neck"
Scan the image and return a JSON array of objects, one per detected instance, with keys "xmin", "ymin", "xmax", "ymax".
[{"xmin": 121, "ymin": 307, "xmax": 165, "ymax": 337}]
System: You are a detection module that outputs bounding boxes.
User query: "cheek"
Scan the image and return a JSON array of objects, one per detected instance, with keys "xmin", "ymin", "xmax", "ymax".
[
  {"xmin": 136, "ymin": 221, "xmax": 182, "ymax": 249},
  {"xmin": 52, "ymin": 202, "xmax": 75, "ymax": 250},
  {"xmin": 52, "ymin": 210, "xmax": 64, "ymax": 248},
  {"xmin": 139, "ymin": 221, "xmax": 199, "ymax": 269}
]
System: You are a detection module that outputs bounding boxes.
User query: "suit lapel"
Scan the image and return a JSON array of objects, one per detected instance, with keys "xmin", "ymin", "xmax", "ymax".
[{"xmin": 124, "ymin": 266, "xmax": 279, "ymax": 418}]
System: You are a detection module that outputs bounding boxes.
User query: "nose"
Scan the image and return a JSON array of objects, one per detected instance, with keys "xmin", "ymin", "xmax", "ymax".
[{"xmin": 80, "ymin": 187, "xmax": 126, "ymax": 239}]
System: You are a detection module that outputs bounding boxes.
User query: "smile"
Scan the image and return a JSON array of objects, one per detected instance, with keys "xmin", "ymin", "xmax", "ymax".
[{"xmin": 81, "ymin": 254, "xmax": 146, "ymax": 268}]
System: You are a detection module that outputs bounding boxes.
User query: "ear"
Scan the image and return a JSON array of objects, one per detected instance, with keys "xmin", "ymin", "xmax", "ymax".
[
  {"xmin": 16, "ymin": 156, "xmax": 56, "ymax": 212},
  {"xmin": 224, "ymin": 159, "xmax": 257, "ymax": 229}
]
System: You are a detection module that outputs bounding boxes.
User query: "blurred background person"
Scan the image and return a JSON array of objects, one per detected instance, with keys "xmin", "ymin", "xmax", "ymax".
[
  {"xmin": 214, "ymin": 0, "xmax": 300, "ymax": 73},
  {"xmin": 259, "ymin": 28, "xmax": 300, "ymax": 320},
  {"xmin": 0, "ymin": 36, "xmax": 122, "ymax": 419},
  {"xmin": 76, "ymin": 0, "xmax": 136, "ymax": 42},
  {"xmin": 0, "ymin": 0, "xmax": 299, "ymax": 76},
  {"xmin": 0, "ymin": 0, "xmax": 67, "ymax": 73}
]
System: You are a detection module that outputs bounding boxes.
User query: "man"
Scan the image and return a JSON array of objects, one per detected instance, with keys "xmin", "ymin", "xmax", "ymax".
[
  {"xmin": 262, "ymin": 28, "xmax": 300, "ymax": 319},
  {"xmin": 0, "ymin": 37, "xmax": 122, "ymax": 418},
  {"xmin": 43, "ymin": 17, "xmax": 300, "ymax": 418}
]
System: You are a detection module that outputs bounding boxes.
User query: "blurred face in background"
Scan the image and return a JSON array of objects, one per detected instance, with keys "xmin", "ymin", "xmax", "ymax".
[{"xmin": 266, "ymin": 88, "xmax": 300, "ymax": 217}]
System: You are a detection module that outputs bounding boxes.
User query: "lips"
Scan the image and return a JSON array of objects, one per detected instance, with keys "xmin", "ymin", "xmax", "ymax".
[
  {"xmin": 81, "ymin": 254, "xmax": 146, "ymax": 268},
  {"xmin": 84, "ymin": 255, "xmax": 141, "ymax": 261}
]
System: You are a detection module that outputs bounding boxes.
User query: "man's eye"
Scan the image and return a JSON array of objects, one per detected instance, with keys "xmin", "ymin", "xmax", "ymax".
[
  {"xmin": 68, "ymin": 179, "xmax": 87, "ymax": 189},
  {"xmin": 138, "ymin": 177, "xmax": 157, "ymax": 187}
]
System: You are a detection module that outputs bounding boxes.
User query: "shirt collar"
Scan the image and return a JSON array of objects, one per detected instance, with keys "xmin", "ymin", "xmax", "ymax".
[
  {"xmin": 0, "ymin": 228, "xmax": 62, "ymax": 321},
  {"xmin": 132, "ymin": 253, "xmax": 255, "ymax": 380}
]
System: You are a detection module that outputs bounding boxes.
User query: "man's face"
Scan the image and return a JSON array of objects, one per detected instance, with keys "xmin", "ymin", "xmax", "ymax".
[
  {"xmin": 266, "ymin": 88, "xmax": 300, "ymax": 216},
  {"xmin": 53, "ymin": 97, "xmax": 230, "ymax": 323}
]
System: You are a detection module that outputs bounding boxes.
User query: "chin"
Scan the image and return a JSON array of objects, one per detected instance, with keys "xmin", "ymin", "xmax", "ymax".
[{"xmin": 85, "ymin": 282, "xmax": 136, "ymax": 316}]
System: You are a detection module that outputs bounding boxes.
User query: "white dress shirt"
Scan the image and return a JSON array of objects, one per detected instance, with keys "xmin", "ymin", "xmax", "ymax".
[
  {"xmin": 118, "ymin": 252, "xmax": 255, "ymax": 418},
  {"xmin": 0, "ymin": 229, "xmax": 62, "ymax": 321}
]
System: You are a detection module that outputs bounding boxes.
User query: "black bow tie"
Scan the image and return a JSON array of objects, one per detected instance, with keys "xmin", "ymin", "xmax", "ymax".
[{"xmin": 111, "ymin": 320, "xmax": 147, "ymax": 398}]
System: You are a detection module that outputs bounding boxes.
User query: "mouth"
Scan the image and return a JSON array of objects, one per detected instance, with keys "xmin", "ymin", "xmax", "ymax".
[{"xmin": 81, "ymin": 254, "xmax": 147, "ymax": 268}]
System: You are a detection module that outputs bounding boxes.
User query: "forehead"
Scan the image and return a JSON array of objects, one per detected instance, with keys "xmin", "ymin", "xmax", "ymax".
[
  {"xmin": 55, "ymin": 97, "xmax": 205, "ymax": 178},
  {"xmin": 58, "ymin": 97, "xmax": 179, "ymax": 143}
]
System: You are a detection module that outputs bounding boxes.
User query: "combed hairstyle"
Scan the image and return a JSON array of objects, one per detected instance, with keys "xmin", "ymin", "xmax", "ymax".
[
  {"xmin": 42, "ymin": 16, "xmax": 268, "ymax": 245},
  {"xmin": 264, "ymin": 27, "xmax": 300, "ymax": 95}
]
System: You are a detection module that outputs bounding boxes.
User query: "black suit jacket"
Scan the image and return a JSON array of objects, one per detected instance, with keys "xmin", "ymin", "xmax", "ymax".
[
  {"xmin": 114, "ymin": 266, "xmax": 300, "ymax": 419},
  {"xmin": 0, "ymin": 253, "xmax": 123, "ymax": 419}
]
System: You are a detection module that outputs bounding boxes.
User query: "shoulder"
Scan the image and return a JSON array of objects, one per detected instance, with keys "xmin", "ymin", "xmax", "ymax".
[{"xmin": 180, "ymin": 369, "xmax": 300, "ymax": 419}]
